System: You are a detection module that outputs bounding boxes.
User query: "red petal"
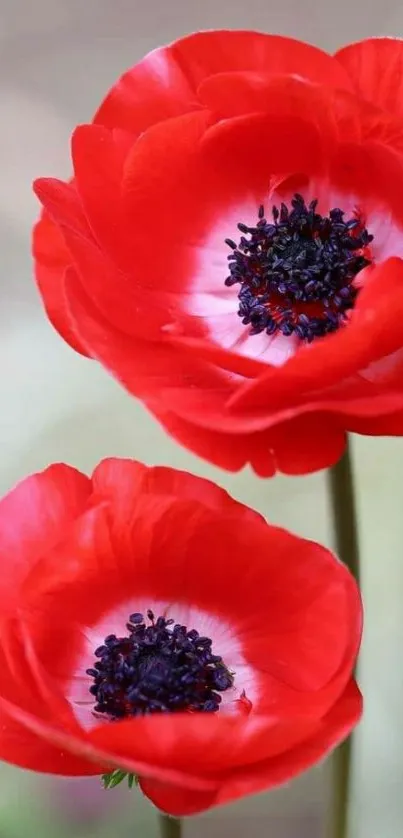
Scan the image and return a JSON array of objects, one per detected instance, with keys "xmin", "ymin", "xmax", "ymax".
[
  {"xmin": 268, "ymin": 414, "xmax": 346, "ymax": 475},
  {"xmin": 0, "ymin": 687, "xmax": 212, "ymax": 786},
  {"xmin": 170, "ymin": 31, "xmax": 351, "ymax": 90},
  {"xmin": 230, "ymin": 258, "xmax": 403, "ymax": 415},
  {"xmin": 199, "ymin": 72, "xmax": 403, "ymax": 155},
  {"xmin": 335, "ymin": 38, "xmax": 403, "ymax": 117},
  {"xmin": 14, "ymin": 472, "xmax": 360, "ymax": 719},
  {"xmin": 32, "ymin": 211, "xmax": 89, "ymax": 356},
  {"xmin": 166, "ymin": 333, "xmax": 266, "ymax": 379},
  {"xmin": 153, "ymin": 403, "xmax": 345, "ymax": 477},
  {"xmin": 344, "ymin": 408, "xmax": 403, "ymax": 435},
  {"xmin": 34, "ymin": 177, "xmax": 165, "ymax": 339},
  {"xmin": 0, "ymin": 620, "xmax": 100, "ymax": 776},
  {"xmin": 68, "ymin": 507, "xmax": 360, "ymax": 703},
  {"xmin": 0, "ymin": 650, "xmax": 97, "ymax": 775},
  {"xmin": 95, "ymin": 31, "xmax": 351, "ymax": 135},
  {"xmin": 33, "ymin": 178, "xmax": 91, "ymax": 238},
  {"xmin": 215, "ymin": 679, "xmax": 362, "ymax": 810},
  {"xmin": 176, "ymin": 523, "xmax": 361, "ymax": 697},
  {"xmin": 71, "ymin": 124, "xmax": 135, "ymax": 272},
  {"xmin": 198, "ymin": 73, "xmax": 338, "ymax": 153},
  {"xmin": 138, "ymin": 777, "xmax": 218, "ymax": 816},
  {"xmin": 0, "ymin": 701, "xmax": 97, "ymax": 775},
  {"xmin": 122, "ymin": 110, "xmax": 213, "ymax": 264},
  {"xmin": 149, "ymin": 407, "xmax": 276, "ymax": 476},
  {"xmin": 91, "ymin": 458, "xmax": 264, "ymax": 524},
  {"xmin": 200, "ymin": 110, "xmax": 327, "ymax": 191},
  {"xmin": 122, "ymin": 105, "xmax": 324, "ymax": 266},
  {"xmin": 139, "ymin": 680, "xmax": 361, "ymax": 815},
  {"xmin": 0, "ymin": 465, "xmax": 90, "ymax": 617},
  {"xmin": 332, "ymin": 139, "xmax": 403, "ymax": 227},
  {"xmin": 91, "ymin": 713, "xmax": 320, "ymax": 787},
  {"xmin": 120, "ymin": 107, "xmax": 327, "ymax": 318},
  {"xmin": 94, "ymin": 45, "xmax": 200, "ymax": 135},
  {"xmin": 63, "ymin": 237, "xmax": 169, "ymax": 340},
  {"xmin": 64, "ymin": 265, "xmax": 231, "ymax": 397}
]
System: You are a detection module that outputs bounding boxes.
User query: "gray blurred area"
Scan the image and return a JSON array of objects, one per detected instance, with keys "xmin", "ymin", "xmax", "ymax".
[{"xmin": 1, "ymin": 1, "xmax": 403, "ymax": 836}]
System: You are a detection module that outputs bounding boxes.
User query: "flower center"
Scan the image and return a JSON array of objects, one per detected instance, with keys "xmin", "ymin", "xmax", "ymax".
[
  {"xmin": 225, "ymin": 193, "xmax": 373, "ymax": 342},
  {"xmin": 87, "ymin": 610, "xmax": 234, "ymax": 719}
]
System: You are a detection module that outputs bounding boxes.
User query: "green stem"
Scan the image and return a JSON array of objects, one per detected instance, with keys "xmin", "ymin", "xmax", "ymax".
[
  {"xmin": 328, "ymin": 440, "xmax": 360, "ymax": 584},
  {"xmin": 159, "ymin": 814, "xmax": 182, "ymax": 838},
  {"xmin": 327, "ymin": 439, "xmax": 360, "ymax": 838}
]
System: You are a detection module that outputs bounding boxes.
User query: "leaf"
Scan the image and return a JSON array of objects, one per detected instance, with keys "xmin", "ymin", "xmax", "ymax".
[{"xmin": 101, "ymin": 769, "xmax": 137, "ymax": 790}]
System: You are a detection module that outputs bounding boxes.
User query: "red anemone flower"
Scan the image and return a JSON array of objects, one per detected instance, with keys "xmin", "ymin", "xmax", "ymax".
[
  {"xmin": 33, "ymin": 32, "xmax": 403, "ymax": 476},
  {"xmin": 0, "ymin": 458, "xmax": 361, "ymax": 815}
]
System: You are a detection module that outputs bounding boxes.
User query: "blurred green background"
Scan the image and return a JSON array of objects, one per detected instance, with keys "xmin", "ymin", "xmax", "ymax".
[{"xmin": 1, "ymin": 0, "xmax": 403, "ymax": 835}]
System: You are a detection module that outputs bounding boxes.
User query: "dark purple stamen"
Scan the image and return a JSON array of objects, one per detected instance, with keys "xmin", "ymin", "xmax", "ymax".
[
  {"xmin": 225, "ymin": 193, "xmax": 373, "ymax": 342},
  {"xmin": 87, "ymin": 610, "xmax": 233, "ymax": 719}
]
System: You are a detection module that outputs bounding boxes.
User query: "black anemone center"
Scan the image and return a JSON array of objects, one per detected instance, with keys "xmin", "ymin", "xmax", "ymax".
[
  {"xmin": 225, "ymin": 193, "xmax": 373, "ymax": 342},
  {"xmin": 87, "ymin": 610, "xmax": 234, "ymax": 719}
]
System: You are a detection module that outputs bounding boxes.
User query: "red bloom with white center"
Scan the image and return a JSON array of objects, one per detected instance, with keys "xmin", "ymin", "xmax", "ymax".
[
  {"xmin": 0, "ymin": 458, "xmax": 361, "ymax": 815},
  {"xmin": 33, "ymin": 32, "xmax": 403, "ymax": 476}
]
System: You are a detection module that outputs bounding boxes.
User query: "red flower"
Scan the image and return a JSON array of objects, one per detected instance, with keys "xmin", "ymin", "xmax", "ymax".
[
  {"xmin": 33, "ymin": 33, "xmax": 403, "ymax": 476},
  {"xmin": 0, "ymin": 458, "xmax": 361, "ymax": 815}
]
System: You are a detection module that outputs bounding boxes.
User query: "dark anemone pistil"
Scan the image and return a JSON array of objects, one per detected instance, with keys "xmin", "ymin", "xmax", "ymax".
[
  {"xmin": 225, "ymin": 194, "xmax": 373, "ymax": 342},
  {"xmin": 87, "ymin": 610, "xmax": 234, "ymax": 719}
]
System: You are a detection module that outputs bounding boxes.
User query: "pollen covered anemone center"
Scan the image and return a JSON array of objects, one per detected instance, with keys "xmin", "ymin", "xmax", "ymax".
[
  {"xmin": 225, "ymin": 194, "xmax": 373, "ymax": 342},
  {"xmin": 87, "ymin": 610, "xmax": 234, "ymax": 719}
]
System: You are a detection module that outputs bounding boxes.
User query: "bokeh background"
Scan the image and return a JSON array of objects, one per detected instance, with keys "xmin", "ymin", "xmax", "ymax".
[{"xmin": 1, "ymin": 1, "xmax": 403, "ymax": 835}]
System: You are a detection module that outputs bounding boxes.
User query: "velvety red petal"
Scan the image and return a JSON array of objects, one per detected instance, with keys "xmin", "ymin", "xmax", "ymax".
[
  {"xmin": 332, "ymin": 139, "xmax": 403, "ymax": 227},
  {"xmin": 121, "ymin": 108, "xmax": 327, "ymax": 304},
  {"xmin": 17, "ymin": 476, "xmax": 360, "ymax": 722},
  {"xmin": 199, "ymin": 72, "xmax": 403, "ymax": 155},
  {"xmin": 199, "ymin": 110, "xmax": 327, "ymax": 193},
  {"xmin": 71, "ymin": 124, "xmax": 135, "ymax": 272},
  {"xmin": 0, "ymin": 618, "xmax": 100, "ymax": 775},
  {"xmin": 148, "ymin": 407, "xmax": 276, "ymax": 476},
  {"xmin": 0, "ymin": 644, "xmax": 97, "ymax": 777},
  {"xmin": 139, "ymin": 680, "xmax": 362, "ymax": 815},
  {"xmin": 215, "ymin": 679, "xmax": 362, "ymax": 810},
  {"xmin": 0, "ymin": 674, "xmax": 360, "ymax": 806},
  {"xmin": 91, "ymin": 458, "xmax": 265, "ymax": 524},
  {"xmin": 63, "ymin": 237, "xmax": 170, "ymax": 340},
  {"xmin": 0, "ymin": 465, "xmax": 91, "ymax": 617},
  {"xmin": 90, "ymin": 713, "xmax": 320, "ymax": 786},
  {"xmin": 82, "ymin": 509, "xmax": 360, "ymax": 702},
  {"xmin": 343, "ymin": 409, "xmax": 403, "ymax": 435},
  {"xmin": 230, "ymin": 259, "xmax": 403, "ymax": 416},
  {"xmin": 32, "ymin": 211, "xmax": 89, "ymax": 355},
  {"xmin": 267, "ymin": 414, "xmax": 346, "ymax": 475},
  {"xmin": 171, "ymin": 31, "xmax": 352, "ymax": 91},
  {"xmin": 33, "ymin": 178, "xmax": 91, "ymax": 238},
  {"xmin": 122, "ymin": 110, "xmax": 213, "ymax": 265},
  {"xmin": 190, "ymin": 524, "xmax": 361, "ymax": 697},
  {"xmin": 0, "ymin": 700, "xmax": 98, "ymax": 775},
  {"xmin": 1, "ymin": 686, "xmax": 241, "ymax": 792},
  {"xmin": 163, "ymin": 373, "xmax": 403, "ymax": 440},
  {"xmin": 64, "ymin": 265, "xmax": 232, "ymax": 397},
  {"xmin": 93, "ymin": 44, "xmax": 200, "ymax": 135},
  {"xmin": 95, "ymin": 31, "xmax": 352, "ymax": 136},
  {"xmin": 138, "ymin": 777, "xmax": 219, "ymax": 816},
  {"xmin": 166, "ymin": 333, "xmax": 266, "ymax": 379},
  {"xmin": 0, "ymin": 687, "xmax": 221, "ymax": 791},
  {"xmin": 198, "ymin": 73, "xmax": 338, "ymax": 154},
  {"xmin": 34, "ymin": 175, "xmax": 170, "ymax": 339},
  {"xmin": 152, "ymin": 404, "xmax": 345, "ymax": 477},
  {"xmin": 23, "ymin": 504, "xmax": 119, "ymax": 634},
  {"xmin": 335, "ymin": 38, "xmax": 403, "ymax": 117}
]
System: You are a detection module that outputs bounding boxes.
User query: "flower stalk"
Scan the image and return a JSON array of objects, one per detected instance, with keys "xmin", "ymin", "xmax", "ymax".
[
  {"xmin": 159, "ymin": 814, "xmax": 182, "ymax": 837},
  {"xmin": 327, "ymin": 438, "xmax": 360, "ymax": 838}
]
